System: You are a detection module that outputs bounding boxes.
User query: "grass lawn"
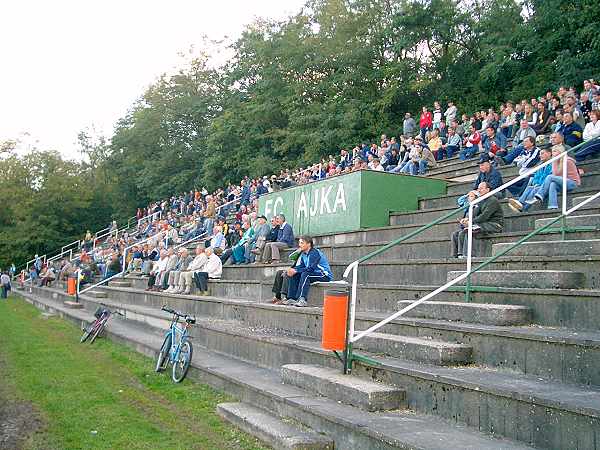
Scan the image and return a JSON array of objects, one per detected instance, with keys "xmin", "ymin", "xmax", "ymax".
[{"xmin": 0, "ymin": 295, "xmax": 267, "ymax": 450}]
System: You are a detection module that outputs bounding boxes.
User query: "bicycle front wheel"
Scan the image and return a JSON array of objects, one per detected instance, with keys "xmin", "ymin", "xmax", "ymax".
[
  {"xmin": 80, "ymin": 322, "xmax": 95, "ymax": 343},
  {"xmin": 172, "ymin": 340, "xmax": 193, "ymax": 383},
  {"xmin": 155, "ymin": 334, "xmax": 172, "ymax": 372}
]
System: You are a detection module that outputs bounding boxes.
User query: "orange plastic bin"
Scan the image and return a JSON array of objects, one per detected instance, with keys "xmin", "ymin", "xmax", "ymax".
[
  {"xmin": 67, "ymin": 277, "xmax": 76, "ymax": 295},
  {"xmin": 321, "ymin": 289, "xmax": 349, "ymax": 351}
]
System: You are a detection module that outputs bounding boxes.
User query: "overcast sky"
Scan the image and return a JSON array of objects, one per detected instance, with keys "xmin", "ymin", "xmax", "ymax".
[{"xmin": 0, "ymin": 0, "xmax": 305, "ymax": 158}]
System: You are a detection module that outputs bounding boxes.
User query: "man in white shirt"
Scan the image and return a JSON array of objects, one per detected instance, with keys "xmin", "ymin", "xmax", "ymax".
[
  {"xmin": 192, "ymin": 247, "xmax": 223, "ymax": 295},
  {"xmin": 175, "ymin": 245, "xmax": 208, "ymax": 294},
  {"xmin": 146, "ymin": 250, "xmax": 169, "ymax": 291}
]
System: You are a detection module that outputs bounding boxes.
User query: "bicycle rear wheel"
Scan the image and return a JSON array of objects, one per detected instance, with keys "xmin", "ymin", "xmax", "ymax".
[
  {"xmin": 172, "ymin": 340, "xmax": 193, "ymax": 383},
  {"xmin": 80, "ymin": 321, "xmax": 96, "ymax": 343},
  {"xmin": 155, "ymin": 334, "xmax": 172, "ymax": 372}
]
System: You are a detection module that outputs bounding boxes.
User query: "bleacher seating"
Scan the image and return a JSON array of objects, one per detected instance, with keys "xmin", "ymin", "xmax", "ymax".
[{"xmin": 20, "ymin": 146, "xmax": 600, "ymax": 450}]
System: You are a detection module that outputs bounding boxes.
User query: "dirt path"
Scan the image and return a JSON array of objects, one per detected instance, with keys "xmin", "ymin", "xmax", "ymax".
[{"xmin": 0, "ymin": 358, "xmax": 44, "ymax": 450}]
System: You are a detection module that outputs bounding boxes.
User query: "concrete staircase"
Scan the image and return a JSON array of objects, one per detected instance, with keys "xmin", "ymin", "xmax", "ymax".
[{"xmin": 21, "ymin": 153, "xmax": 600, "ymax": 450}]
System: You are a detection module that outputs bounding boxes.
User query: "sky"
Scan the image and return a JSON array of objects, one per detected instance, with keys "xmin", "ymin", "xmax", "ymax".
[{"xmin": 0, "ymin": 0, "xmax": 305, "ymax": 159}]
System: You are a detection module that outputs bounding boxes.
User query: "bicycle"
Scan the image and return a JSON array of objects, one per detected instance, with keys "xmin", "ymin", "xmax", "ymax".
[
  {"xmin": 155, "ymin": 305, "xmax": 195, "ymax": 383},
  {"xmin": 80, "ymin": 306, "xmax": 124, "ymax": 344}
]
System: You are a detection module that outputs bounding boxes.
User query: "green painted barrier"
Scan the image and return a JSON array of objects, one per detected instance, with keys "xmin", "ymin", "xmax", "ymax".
[{"xmin": 258, "ymin": 170, "xmax": 447, "ymax": 235}]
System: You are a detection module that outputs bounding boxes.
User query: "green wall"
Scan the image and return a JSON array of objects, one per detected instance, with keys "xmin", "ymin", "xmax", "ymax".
[{"xmin": 258, "ymin": 170, "xmax": 446, "ymax": 236}]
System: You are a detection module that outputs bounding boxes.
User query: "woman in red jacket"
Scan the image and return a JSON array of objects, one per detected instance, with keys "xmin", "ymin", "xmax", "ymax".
[{"xmin": 419, "ymin": 106, "xmax": 433, "ymax": 140}]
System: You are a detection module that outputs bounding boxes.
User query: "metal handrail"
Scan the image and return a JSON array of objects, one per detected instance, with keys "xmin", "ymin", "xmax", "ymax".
[{"xmin": 341, "ymin": 137, "xmax": 598, "ymax": 373}]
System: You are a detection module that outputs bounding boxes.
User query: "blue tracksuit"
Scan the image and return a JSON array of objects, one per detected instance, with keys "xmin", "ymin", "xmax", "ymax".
[{"xmin": 287, "ymin": 248, "xmax": 333, "ymax": 301}]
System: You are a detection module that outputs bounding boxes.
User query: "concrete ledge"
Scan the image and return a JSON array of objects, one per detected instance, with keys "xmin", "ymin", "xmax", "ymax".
[
  {"xmin": 574, "ymin": 195, "xmax": 600, "ymax": 207},
  {"xmin": 281, "ymin": 364, "xmax": 406, "ymax": 412},
  {"xmin": 535, "ymin": 215, "xmax": 600, "ymax": 229},
  {"xmin": 108, "ymin": 279, "xmax": 132, "ymax": 288},
  {"xmin": 63, "ymin": 300, "xmax": 84, "ymax": 309},
  {"xmin": 396, "ymin": 300, "xmax": 532, "ymax": 326},
  {"xmin": 217, "ymin": 402, "xmax": 333, "ymax": 450},
  {"xmin": 447, "ymin": 270, "xmax": 585, "ymax": 289},
  {"xmin": 492, "ymin": 239, "xmax": 600, "ymax": 257},
  {"xmin": 355, "ymin": 332, "xmax": 472, "ymax": 366}
]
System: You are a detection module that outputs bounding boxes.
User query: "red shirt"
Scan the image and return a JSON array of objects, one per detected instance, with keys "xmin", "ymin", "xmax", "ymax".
[{"xmin": 419, "ymin": 111, "xmax": 432, "ymax": 128}]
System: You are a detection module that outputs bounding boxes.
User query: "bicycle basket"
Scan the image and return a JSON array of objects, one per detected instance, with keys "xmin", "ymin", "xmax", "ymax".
[{"xmin": 94, "ymin": 307, "xmax": 107, "ymax": 319}]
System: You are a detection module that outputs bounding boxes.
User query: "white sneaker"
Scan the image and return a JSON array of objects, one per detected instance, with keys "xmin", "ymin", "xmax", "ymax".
[{"xmin": 508, "ymin": 198, "xmax": 523, "ymax": 213}]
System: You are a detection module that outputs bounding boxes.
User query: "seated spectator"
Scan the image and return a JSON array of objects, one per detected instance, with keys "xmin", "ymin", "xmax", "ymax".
[
  {"xmin": 248, "ymin": 215, "xmax": 271, "ymax": 263},
  {"xmin": 165, "ymin": 248, "xmax": 193, "ymax": 292},
  {"xmin": 525, "ymin": 145, "xmax": 580, "ymax": 210},
  {"xmin": 481, "ymin": 125, "xmax": 508, "ymax": 160},
  {"xmin": 221, "ymin": 221, "xmax": 243, "ymax": 264},
  {"xmin": 174, "ymin": 245, "xmax": 207, "ymax": 295},
  {"xmin": 104, "ymin": 253, "xmax": 122, "ymax": 280},
  {"xmin": 155, "ymin": 248, "xmax": 178, "ymax": 290},
  {"xmin": 575, "ymin": 110, "xmax": 600, "ymax": 162},
  {"xmin": 146, "ymin": 250, "xmax": 168, "ymax": 291},
  {"xmin": 502, "ymin": 119, "xmax": 537, "ymax": 165},
  {"xmin": 427, "ymin": 129, "xmax": 443, "ymax": 159},
  {"xmin": 368, "ymin": 157, "xmax": 385, "ymax": 171},
  {"xmin": 270, "ymin": 252, "xmax": 300, "ymax": 304},
  {"xmin": 280, "ymin": 236, "xmax": 333, "ymax": 307},
  {"xmin": 505, "ymin": 136, "xmax": 541, "ymax": 197},
  {"xmin": 457, "ymin": 154, "xmax": 504, "ymax": 208},
  {"xmin": 39, "ymin": 265, "xmax": 56, "ymax": 287},
  {"xmin": 508, "ymin": 147, "xmax": 553, "ymax": 212},
  {"xmin": 561, "ymin": 112, "xmax": 583, "ymax": 147},
  {"xmin": 258, "ymin": 214, "xmax": 294, "ymax": 264},
  {"xmin": 209, "ymin": 225, "xmax": 227, "ymax": 252},
  {"xmin": 141, "ymin": 244, "xmax": 159, "ymax": 275},
  {"xmin": 58, "ymin": 259, "xmax": 75, "ymax": 281},
  {"xmin": 451, "ymin": 182, "xmax": 503, "ymax": 258},
  {"xmin": 127, "ymin": 245, "xmax": 144, "ymax": 272},
  {"xmin": 459, "ymin": 124, "xmax": 482, "ymax": 160},
  {"xmin": 192, "ymin": 247, "xmax": 223, "ymax": 295},
  {"xmin": 232, "ymin": 221, "xmax": 255, "ymax": 264},
  {"xmin": 439, "ymin": 128, "xmax": 461, "ymax": 159}
]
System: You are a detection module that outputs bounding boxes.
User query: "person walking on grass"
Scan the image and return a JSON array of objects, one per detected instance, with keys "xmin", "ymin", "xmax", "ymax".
[{"xmin": 1, "ymin": 271, "xmax": 11, "ymax": 299}]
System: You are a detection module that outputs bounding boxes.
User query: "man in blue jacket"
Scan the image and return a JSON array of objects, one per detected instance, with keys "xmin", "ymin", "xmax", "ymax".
[
  {"xmin": 284, "ymin": 236, "xmax": 333, "ymax": 307},
  {"xmin": 561, "ymin": 112, "xmax": 583, "ymax": 147},
  {"xmin": 258, "ymin": 214, "xmax": 294, "ymax": 264}
]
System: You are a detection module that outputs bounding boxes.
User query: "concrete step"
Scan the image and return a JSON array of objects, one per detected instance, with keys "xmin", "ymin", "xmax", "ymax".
[
  {"xmin": 492, "ymin": 239, "xmax": 600, "ymax": 257},
  {"xmin": 108, "ymin": 279, "xmax": 132, "ymax": 288},
  {"xmin": 445, "ymin": 168, "xmax": 600, "ymax": 196},
  {"xmin": 36, "ymin": 284, "xmax": 600, "ymax": 386},
  {"xmin": 396, "ymin": 300, "xmax": 532, "ymax": 326},
  {"xmin": 355, "ymin": 332, "xmax": 472, "ymax": 366},
  {"xmin": 448, "ymin": 270, "xmax": 585, "ymax": 289},
  {"xmin": 281, "ymin": 364, "xmax": 405, "ymax": 412},
  {"xmin": 86, "ymin": 290, "xmax": 108, "ymax": 299},
  {"xmin": 217, "ymin": 402, "xmax": 333, "ymax": 450},
  {"xmin": 217, "ymin": 253, "xmax": 600, "ymax": 289},
  {"xmin": 419, "ymin": 186, "xmax": 600, "ymax": 211},
  {"xmin": 21, "ymin": 290, "xmax": 539, "ymax": 450},
  {"xmin": 574, "ymin": 195, "xmax": 600, "ymax": 207},
  {"xmin": 535, "ymin": 213, "xmax": 600, "ymax": 229}
]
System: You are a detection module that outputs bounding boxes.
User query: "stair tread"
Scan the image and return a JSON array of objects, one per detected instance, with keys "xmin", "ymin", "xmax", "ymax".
[
  {"xmin": 361, "ymin": 331, "xmax": 472, "ymax": 350},
  {"xmin": 217, "ymin": 402, "xmax": 333, "ymax": 449}
]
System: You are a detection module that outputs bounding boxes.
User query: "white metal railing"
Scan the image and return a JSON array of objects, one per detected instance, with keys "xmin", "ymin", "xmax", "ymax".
[
  {"xmin": 61, "ymin": 239, "xmax": 80, "ymax": 254},
  {"xmin": 344, "ymin": 142, "xmax": 600, "ymax": 346}
]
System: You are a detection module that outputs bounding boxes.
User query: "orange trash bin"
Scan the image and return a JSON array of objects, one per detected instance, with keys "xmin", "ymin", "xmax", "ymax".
[
  {"xmin": 321, "ymin": 289, "xmax": 349, "ymax": 351},
  {"xmin": 67, "ymin": 277, "xmax": 76, "ymax": 295}
]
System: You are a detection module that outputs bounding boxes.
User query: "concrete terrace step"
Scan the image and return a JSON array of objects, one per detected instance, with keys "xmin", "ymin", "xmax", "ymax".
[
  {"xmin": 395, "ymin": 300, "xmax": 532, "ymax": 326},
  {"xmin": 281, "ymin": 364, "xmax": 406, "ymax": 412},
  {"xmin": 492, "ymin": 239, "xmax": 600, "ymax": 257},
  {"xmin": 354, "ymin": 332, "xmax": 472, "ymax": 366},
  {"xmin": 536, "ymin": 213, "xmax": 600, "ymax": 229},
  {"xmin": 86, "ymin": 290, "xmax": 108, "ymax": 298},
  {"xmin": 108, "ymin": 279, "xmax": 132, "ymax": 288},
  {"xmin": 217, "ymin": 402, "xmax": 333, "ymax": 450},
  {"xmin": 445, "ymin": 169, "xmax": 600, "ymax": 196},
  {"xmin": 40, "ymin": 283, "xmax": 600, "ymax": 386},
  {"xmin": 20, "ymin": 290, "xmax": 538, "ymax": 450},
  {"xmin": 574, "ymin": 195, "xmax": 600, "ymax": 207},
  {"xmin": 448, "ymin": 270, "xmax": 585, "ymax": 289}
]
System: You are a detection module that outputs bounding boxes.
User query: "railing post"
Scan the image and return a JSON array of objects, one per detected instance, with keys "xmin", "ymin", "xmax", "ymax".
[
  {"xmin": 76, "ymin": 269, "xmax": 81, "ymax": 303},
  {"xmin": 121, "ymin": 248, "xmax": 128, "ymax": 278},
  {"xmin": 465, "ymin": 204, "xmax": 474, "ymax": 302},
  {"xmin": 561, "ymin": 152, "xmax": 568, "ymax": 239}
]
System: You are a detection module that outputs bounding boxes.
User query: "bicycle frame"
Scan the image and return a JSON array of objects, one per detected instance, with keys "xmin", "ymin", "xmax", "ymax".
[{"xmin": 165, "ymin": 316, "xmax": 190, "ymax": 364}]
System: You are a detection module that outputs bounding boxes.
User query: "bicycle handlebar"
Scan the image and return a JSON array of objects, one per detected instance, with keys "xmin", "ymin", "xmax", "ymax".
[{"xmin": 161, "ymin": 305, "xmax": 195, "ymax": 323}]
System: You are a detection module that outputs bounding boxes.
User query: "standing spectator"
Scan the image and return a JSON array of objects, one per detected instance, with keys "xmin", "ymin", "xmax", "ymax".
[
  {"xmin": 419, "ymin": 107, "xmax": 432, "ymax": 140},
  {"xmin": 281, "ymin": 236, "xmax": 332, "ymax": 307},
  {"xmin": 403, "ymin": 113, "xmax": 417, "ymax": 137},
  {"xmin": 444, "ymin": 101, "xmax": 457, "ymax": 124},
  {"xmin": 259, "ymin": 214, "xmax": 294, "ymax": 264},
  {"xmin": 451, "ymin": 182, "xmax": 504, "ymax": 258},
  {"xmin": 432, "ymin": 101, "xmax": 443, "ymax": 130},
  {"xmin": 0, "ymin": 271, "xmax": 10, "ymax": 299}
]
